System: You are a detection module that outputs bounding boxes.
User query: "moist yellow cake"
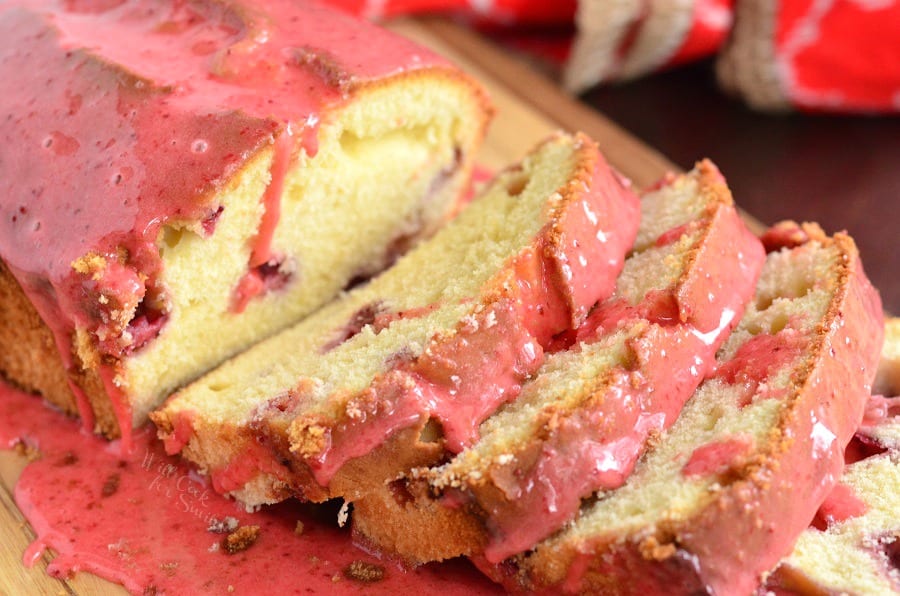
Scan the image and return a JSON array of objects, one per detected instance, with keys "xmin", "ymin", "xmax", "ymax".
[
  {"xmin": 497, "ymin": 223, "xmax": 883, "ymax": 594},
  {"xmin": 351, "ymin": 161, "xmax": 766, "ymax": 565},
  {"xmin": 0, "ymin": 0, "xmax": 491, "ymax": 445},
  {"xmin": 152, "ymin": 133, "xmax": 641, "ymax": 508}
]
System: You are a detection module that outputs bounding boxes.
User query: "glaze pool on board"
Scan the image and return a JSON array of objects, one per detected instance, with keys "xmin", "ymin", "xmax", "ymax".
[{"xmin": 0, "ymin": 382, "xmax": 499, "ymax": 594}]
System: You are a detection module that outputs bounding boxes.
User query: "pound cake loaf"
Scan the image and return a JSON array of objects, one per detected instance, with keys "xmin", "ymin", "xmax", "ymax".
[
  {"xmin": 765, "ymin": 318, "xmax": 900, "ymax": 595},
  {"xmin": 152, "ymin": 133, "xmax": 641, "ymax": 507},
  {"xmin": 0, "ymin": 0, "xmax": 490, "ymax": 446},
  {"xmin": 352, "ymin": 161, "xmax": 766, "ymax": 564},
  {"xmin": 493, "ymin": 222, "xmax": 883, "ymax": 594}
]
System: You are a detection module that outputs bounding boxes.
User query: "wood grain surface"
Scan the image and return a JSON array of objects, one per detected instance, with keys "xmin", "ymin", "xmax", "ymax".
[{"xmin": 0, "ymin": 18, "xmax": 734, "ymax": 594}]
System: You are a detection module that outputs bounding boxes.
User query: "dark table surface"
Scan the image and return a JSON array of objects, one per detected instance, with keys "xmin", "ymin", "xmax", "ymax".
[{"xmin": 581, "ymin": 60, "xmax": 900, "ymax": 315}]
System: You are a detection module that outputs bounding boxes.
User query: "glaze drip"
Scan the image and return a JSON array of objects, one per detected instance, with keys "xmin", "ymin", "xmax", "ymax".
[{"xmin": 0, "ymin": 382, "xmax": 499, "ymax": 594}]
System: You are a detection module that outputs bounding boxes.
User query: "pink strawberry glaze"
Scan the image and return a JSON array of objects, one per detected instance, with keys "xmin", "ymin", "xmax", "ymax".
[
  {"xmin": 287, "ymin": 151, "xmax": 642, "ymax": 488},
  {"xmin": 232, "ymin": 129, "xmax": 297, "ymax": 313},
  {"xmin": 682, "ymin": 436, "xmax": 753, "ymax": 477},
  {"xmin": 0, "ymin": 382, "xmax": 500, "ymax": 595},
  {"xmin": 813, "ymin": 482, "xmax": 867, "ymax": 528},
  {"xmin": 711, "ymin": 324, "xmax": 809, "ymax": 407},
  {"xmin": 476, "ymin": 204, "xmax": 765, "ymax": 563},
  {"xmin": 0, "ymin": 0, "xmax": 448, "ymax": 438},
  {"xmin": 861, "ymin": 394, "xmax": 900, "ymax": 435},
  {"xmin": 654, "ymin": 220, "xmax": 699, "ymax": 247}
]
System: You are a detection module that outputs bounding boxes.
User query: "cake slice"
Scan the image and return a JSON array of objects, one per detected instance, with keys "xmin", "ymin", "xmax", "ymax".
[
  {"xmin": 497, "ymin": 222, "xmax": 883, "ymax": 594},
  {"xmin": 0, "ymin": 0, "xmax": 491, "ymax": 447},
  {"xmin": 152, "ymin": 133, "xmax": 641, "ymax": 507},
  {"xmin": 764, "ymin": 318, "xmax": 900, "ymax": 595},
  {"xmin": 351, "ymin": 161, "xmax": 765, "ymax": 564},
  {"xmin": 874, "ymin": 317, "xmax": 900, "ymax": 401}
]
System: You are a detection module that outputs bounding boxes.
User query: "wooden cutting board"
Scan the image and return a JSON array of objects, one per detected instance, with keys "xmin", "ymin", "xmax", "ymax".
[{"xmin": 0, "ymin": 18, "xmax": 685, "ymax": 595}]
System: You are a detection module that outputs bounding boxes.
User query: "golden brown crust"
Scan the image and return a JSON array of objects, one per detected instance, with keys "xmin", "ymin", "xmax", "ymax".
[
  {"xmin": 352, "ymin": 477, "xmax": 488, "ymax": 565},
  {"xmin": 0, "ymin": 259, "xmax": 119, "ymax": 436},
  {"xmin": 326, "ymin": 424, "xmax": 445, "ymax": 502},
  {"xmin": 78, "ymin": 359, "xmax": 120, "ymax": 437},
  {"xmin": 0, "ymin": 259, "xmax": 77, "ymax": 414},
  {"xmin": 670, "ymin": 159, "xmax": 736, "ymax": 322}
]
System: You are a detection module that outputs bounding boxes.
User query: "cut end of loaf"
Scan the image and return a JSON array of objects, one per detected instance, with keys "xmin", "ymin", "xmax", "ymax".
[{"xmin": 0, "ymin": 0, "xmax": 492, "ymax": 440}]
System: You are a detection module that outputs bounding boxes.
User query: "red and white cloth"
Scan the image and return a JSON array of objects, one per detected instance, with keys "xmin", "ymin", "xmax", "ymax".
[
  {"xmin": 323, "ymin": 0, "xmax": 900, "ymax": 113},
  {"xmin": 324, "ymin": 0, "xmax": 575, "ymax": 24},
  {"xmin": 718, "ymin": 0, "xmax": 900, "ymax": 112},
  {"xmin": 564, "ymin": 0, "xmax": 734, "ymax": 91}
]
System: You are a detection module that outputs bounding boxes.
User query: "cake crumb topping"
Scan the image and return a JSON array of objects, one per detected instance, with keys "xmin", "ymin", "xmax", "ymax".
[{"xmin": 639, "ymin": 536, "xmax": 677, "ymax": 561}]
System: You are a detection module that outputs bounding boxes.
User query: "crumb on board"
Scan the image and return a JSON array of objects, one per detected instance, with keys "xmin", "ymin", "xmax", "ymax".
[
  {"xmin": 343, "ymin": 560, "xmax": 386, "ymax": 583},
  {"xmin": 207, "ymin": 516, "xmax": 240, "ymax": 534},
  {"xmin": 57, "ymin": 451, "xmax": 77, "ymax": 466},
  {"xmin": 102, "ymin": 473, "xmax": 121, "ymax": 497},
  {"xmin": 13, "ymin": 439, "xmax": 40, "ymax": 462},
  {"xmin": 294, "ymin": 520, "xmax": 305, "ymax": 536},
  {"xmin": 222, "ymin": 525, "xmax": 260, "ymax": 554},
  {"xmin": 337, "ymin": 501, "xmax": 350, "ymax": 527},
  {"xmin": 639, "ymin": 536, "xmax": 677, "ymax": 561}
]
